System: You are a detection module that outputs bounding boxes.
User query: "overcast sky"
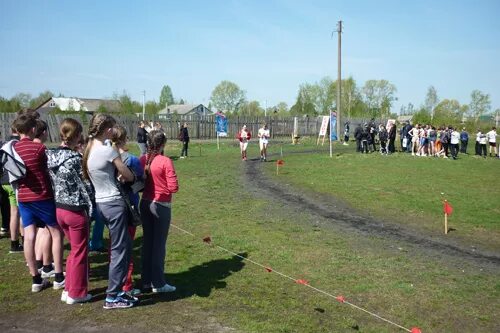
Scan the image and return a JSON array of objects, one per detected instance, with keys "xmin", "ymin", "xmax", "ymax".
[{"xmin": 1, "ymin": 0, "xmax": 499, "ymax": 113}]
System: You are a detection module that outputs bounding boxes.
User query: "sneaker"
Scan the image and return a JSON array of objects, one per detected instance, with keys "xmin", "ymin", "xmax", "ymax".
[
  {"xmin": 40, "ymin": 266, "xmax": 55, "ymax": 278},
  {"xmin": 118, "ymin": 291, "xmax": 139, "ymax": 303},
  {"xmin": 152, "ymin": 283, "xmax": 176, "ymax": 293},
  {"xmin": 53, "ymin": 279, "xmax": 65, "ymax": 290},
  {"xmin": 32, "ymin": 279, "xmax": 51, "ymax": 292},
  {"xmin": 0, "ymin": 228, "xmax": 7, "ymax": 236},
  {"xmin": 66, "ymin": 294, "xmax": 92, "ymax": 304},
  {"xmin": 9, "ymin": 244, "xmax": 24, "ymax": 254},
  {"xmin": 61, "ymin": 290, "xmax": 68, "ymax": 303},
  {"xmin": 103, "ymin": 296, "xmax": 134, "ymax": 310},
  {"xmin": 125, "ymin": 288, "xmax": 142, "ymax": 296}
]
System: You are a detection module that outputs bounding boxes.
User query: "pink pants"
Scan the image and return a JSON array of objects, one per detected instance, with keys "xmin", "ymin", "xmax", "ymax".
[{"xmin": 56, "ymin": 208, "xmax": 89, "ymax": 299}]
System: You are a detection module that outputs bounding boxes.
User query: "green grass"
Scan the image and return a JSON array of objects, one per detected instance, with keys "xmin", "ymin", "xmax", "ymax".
[
  {"xmin": 0, "ymin": 138, "xmax": 499, "ymax": 333},
  {"xmin": 263, "ymin": 139, "xmax": 500, "ymax": 251}
]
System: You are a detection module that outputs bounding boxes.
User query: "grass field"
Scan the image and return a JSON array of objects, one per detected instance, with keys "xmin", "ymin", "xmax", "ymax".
[{"xmin": 0, "ymin": 138, "xmax": 498, "ymax": 333}]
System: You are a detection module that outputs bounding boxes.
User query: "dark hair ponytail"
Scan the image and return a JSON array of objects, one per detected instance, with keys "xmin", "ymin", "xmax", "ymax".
[{"xmin": 145, "ymin": 130, "xmax": 167, "ymax": 177}]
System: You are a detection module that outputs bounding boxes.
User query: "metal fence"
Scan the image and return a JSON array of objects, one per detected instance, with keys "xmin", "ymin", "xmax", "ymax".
[{"xmin": 1, "ymin": 112, "xmax": 384, "ymax": 143}]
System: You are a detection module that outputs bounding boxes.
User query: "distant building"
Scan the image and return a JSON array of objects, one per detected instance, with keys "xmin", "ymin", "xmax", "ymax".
[
  {"xmin": 35, "ymin": 97, "xmax": 121, "ymax": 114},
  {"xmin": 157, "ymin": 104, "xmax": 212, "ymax": 118}
]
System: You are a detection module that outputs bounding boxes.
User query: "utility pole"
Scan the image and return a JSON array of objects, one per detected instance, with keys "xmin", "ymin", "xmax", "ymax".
[
  {"xmin": 142, "ymin": 90, "xmax": 146, "ymax": 121},
  {"xmin": 336, "ymin": 20, "xmax": 342, "ymax": 142}
]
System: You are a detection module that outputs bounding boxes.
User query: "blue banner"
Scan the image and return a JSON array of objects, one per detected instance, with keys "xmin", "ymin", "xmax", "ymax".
[
  {"xmin": 216, "ymin": 112, "xmax": 228, "ymax": 136},
  {"xmin": 330, "ymin": 111, "xmax": 337, "ymax": 141}
]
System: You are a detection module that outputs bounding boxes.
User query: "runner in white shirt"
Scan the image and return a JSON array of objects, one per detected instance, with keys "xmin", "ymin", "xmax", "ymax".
[
  {"xmin": 258, "ymin": 123, "xmax": 270, "ymax": 162},
  {"xmin": 486, "ymin": 127, "xmax": 497, "ymax": 157}
]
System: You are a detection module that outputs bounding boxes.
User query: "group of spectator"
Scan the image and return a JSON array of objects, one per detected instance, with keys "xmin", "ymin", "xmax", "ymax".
[
  {"xmin": 0, "ymin": 111, "xmax": 179, "ymax": 309},
  {"xmin": 348, "ymin": 120, "xmax": 498, "ymax": 160},
  {"xmin": 137, "ymin": 121, "xmax": 190, "ymax": 158}
]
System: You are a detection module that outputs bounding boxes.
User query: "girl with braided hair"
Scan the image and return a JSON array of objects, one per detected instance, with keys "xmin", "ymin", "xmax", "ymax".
[
  {"xmin": 109, "ymin": 125, "xmax": 144, "ymax": 296},
  {"xmin": 82, "ymin": 114, "xmax": 138, "ymax": 309},
  {"xmin": 139, "ymin": 130, "xmax": 178, "ymax": 293}
]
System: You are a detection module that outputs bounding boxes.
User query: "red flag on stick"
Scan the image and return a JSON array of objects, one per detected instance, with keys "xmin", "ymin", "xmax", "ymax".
[
  {"xmin": 335, "ymin": 295, "xmax": 346, "ymax": 303},
  {"xmin": 276, "ymin": 160, "xmax": 284, "ymax": 175},
  {"xmin": 410, "ymin": 328, "xmax": 422, "ymax": 333},
  {"xmin": 265, "ymin": 267, "xmax": 273, "ymax": 272},
  {"xmin": 443, "ymin": 201, "xmax": 453, "ymax": 215}
]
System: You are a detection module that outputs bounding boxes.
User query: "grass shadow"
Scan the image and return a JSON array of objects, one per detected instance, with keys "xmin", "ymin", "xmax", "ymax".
[{"xmin": 138, "ymin": 253, "xmax": 246, "ymax": 306}]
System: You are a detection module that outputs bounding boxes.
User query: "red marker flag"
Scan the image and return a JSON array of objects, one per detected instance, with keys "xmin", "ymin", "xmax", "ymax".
[
  {"xmin": 335, "ymin": 295, "xmax": 346, "ymax": 303},
  {"xmin": 265, "ymin": 267, "xmax": 273, "ymax": 272},
  {"xmin": 443, "ymin": 201, "xmax": 453, "ymax": 216},
  {"xmin": 202, "ymin": 236, "xmax": 212, "ymax": 244},
  {"xmin": 296, "ymin": 279, "xmax": 309, "ymax": 285},
  {"xmin": 276, "ymin": 159, "xmax": 284, "ymax": 166},
  {"xmin": 410, "ymin": 328, "xmax": 422, "ymax": 333}
]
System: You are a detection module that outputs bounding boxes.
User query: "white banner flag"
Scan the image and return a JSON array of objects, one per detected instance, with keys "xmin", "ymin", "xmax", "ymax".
[{"xmin": 319, "ymin": 116, "xmax": 330, "ymax": 136}]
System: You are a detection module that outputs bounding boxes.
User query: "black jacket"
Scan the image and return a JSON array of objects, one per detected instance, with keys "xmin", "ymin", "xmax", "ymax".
[
  {"xmin": 179, "ymin": 127, "xmax": 190, "ymax": 142},
  {"xmin": 137, "ymin": 127, "xmax": 147, "ymax": 144},
  {"xmin": 354, "ymin": 125, "xmax": 363, "ymax": 140}
]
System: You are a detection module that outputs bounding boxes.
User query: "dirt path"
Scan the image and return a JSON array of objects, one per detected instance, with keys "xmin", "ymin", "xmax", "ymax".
[{"xmin": 242, "ymin": 153, "xmax": 500, "ymax": 270}]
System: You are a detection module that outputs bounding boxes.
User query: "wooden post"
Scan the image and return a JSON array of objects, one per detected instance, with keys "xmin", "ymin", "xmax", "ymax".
[
  {"xmin": 444, "ymin": 212, "xmax": 448, "ymax": 235},
  {"xmin": 444, "ymin": 199, "xmax": 449, "ymax": 234},
  {"xmin": 276, "ymin": 163, "xmax": 279, "ymax": 175}
]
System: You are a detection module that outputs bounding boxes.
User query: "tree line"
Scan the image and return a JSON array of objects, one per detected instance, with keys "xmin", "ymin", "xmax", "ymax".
[{"xmin": 1, "ymin": 79, "xmax": 497, "ymax": 125}]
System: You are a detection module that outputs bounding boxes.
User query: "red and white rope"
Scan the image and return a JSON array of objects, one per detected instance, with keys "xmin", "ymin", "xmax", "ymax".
[{"xmin": 171, "ymin": 223, "xmax": 421, "ymax": 333}]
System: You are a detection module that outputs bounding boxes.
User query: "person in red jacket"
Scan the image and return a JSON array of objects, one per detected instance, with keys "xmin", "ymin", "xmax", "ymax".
[
  {"xmin": 237, "ymin": 125, "xmax": 251, "ymax": 161},
  {"xmin": 139, "ymin": 130, "xmax": 178, "ymax": 293}
]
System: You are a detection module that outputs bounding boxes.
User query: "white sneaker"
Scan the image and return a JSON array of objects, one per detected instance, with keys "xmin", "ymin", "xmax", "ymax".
[
  {"xmin": 40, "ymin": 268, "xmax": 55, "ymax": 279},
  {"xmin": 152, "ymin": 283, "xmax": 176, "ymax": 293},
  {"xmin": 61, "ymin": 290, "xmax": 68, "ymax": 302},
  {"xmin": 66, "ymin": 294, "xmax": 92, "ymax": 304},
  {"xmin": 32, "ymin": 279, "xmax": 51, "ymax": 292},
  {"xmin": 53, "ymin": 279, "xmax": 65, "ymax": 290}
]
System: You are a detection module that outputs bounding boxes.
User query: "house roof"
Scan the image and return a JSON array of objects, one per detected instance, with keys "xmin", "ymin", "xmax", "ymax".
[
  {"xmin": 78, "ymin": 98, "xmax": 121, "ymax": 112},
  {"xmin": 36, "ymin": 97, "xmax": 121, "ymax": 112},
  {"xmin": 158, "ymin": 104, "xmax": 211, "ymax": 115}
]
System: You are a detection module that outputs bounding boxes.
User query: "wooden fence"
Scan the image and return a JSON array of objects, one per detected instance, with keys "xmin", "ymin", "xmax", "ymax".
[{"xmin": 1, "ymin": 112, "xmax": 383, "ymax": 143}]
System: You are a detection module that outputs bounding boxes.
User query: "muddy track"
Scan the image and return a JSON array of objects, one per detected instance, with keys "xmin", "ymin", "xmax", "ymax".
[{"xmin": 242, "ymin": 151, "xmax": 500, "ymax": 268}]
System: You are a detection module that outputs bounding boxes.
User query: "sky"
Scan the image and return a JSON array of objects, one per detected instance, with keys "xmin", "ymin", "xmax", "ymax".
[{"xmin": 0, "ymin": 0, "xmax": 499, "ymax": 113}]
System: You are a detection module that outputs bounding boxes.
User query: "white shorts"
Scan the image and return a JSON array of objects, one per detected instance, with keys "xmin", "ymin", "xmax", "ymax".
[
  {"xmin": 259, "ymin": 139, "xmax": 268, "ymax": 150},
  {"xmin": 240, "ymin": 141, "xmax": 248, "ymax": 151}
]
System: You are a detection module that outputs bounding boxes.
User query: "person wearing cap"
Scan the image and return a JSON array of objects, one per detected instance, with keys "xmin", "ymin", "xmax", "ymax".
[{"xmin": 237, "ymin": 125, "xmax": 251, "ymax": 161}]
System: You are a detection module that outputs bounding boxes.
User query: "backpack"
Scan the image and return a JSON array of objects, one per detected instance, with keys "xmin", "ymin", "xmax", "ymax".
[
  {"xmin": 0, "ymin": 149, "xmax": 8, "ymax": 185},
  {"xmin": 0, "ymin": 140, "xmax": 26, "ymax": 185}
]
